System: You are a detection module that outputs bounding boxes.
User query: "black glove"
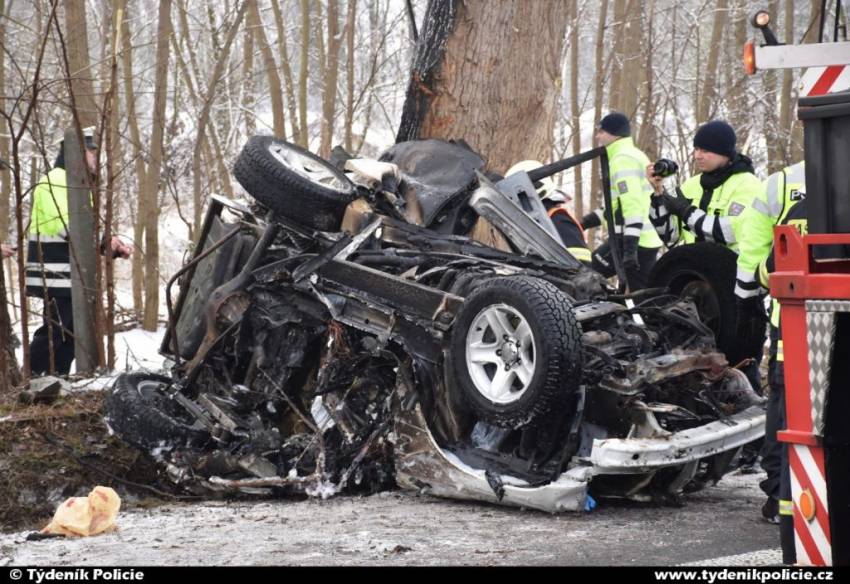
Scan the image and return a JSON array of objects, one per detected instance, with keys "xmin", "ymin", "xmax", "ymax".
[
  {"xmin": 581, "ymin": 211, "xmax": 602, "ymax": 230},
  {"xmin": 621, "ymin": 235, "xmax": 640, "ymax": 271},
  {"xmin": 656, "ymin": 190, "xmax": 694, "ymax": 220},
  {"xmin": 736, "ymin": 296, "xmax": 769, "ymax": 359}
]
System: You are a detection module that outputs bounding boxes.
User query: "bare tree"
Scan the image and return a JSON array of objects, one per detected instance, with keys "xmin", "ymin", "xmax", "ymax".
[
  {"xmin": 618, "ymin": 0, "xmax": 642, "ymax": 120},
  {"xmin": 589, "ymin": 0, "xmax": 609, "ymax": 239},
  {"xmin": 242, "ymin": 6, "xmax": 256, "ymax": 136},
  {"xmin": 344, "ymin": 0, "xmax": 358, "ymax": 152},
  {"xmin": 142, "ymin": 0, "xmax": 173, "ymax": 332},
  {"xmin": 319, "ymin": 0, "xmax": 344, "ymax": 157},
  {"xmin": 697, "ymin": 0, "xmax": 729, "ymax": 124},
  {"xmin": 191, "ymin": 3, "xmax": 248, "ymax": 234},
  {"xmin": 248, "ymin": 0, "xmax": 285, "ymax": 138},
  {"xmin": 298, "ymin": 0, "xmax": 310, "ymax": 147},
  {"xmin": 608, "ymin": 0, "xmax": 627, "ymax": 113},
  {"xmin": 568, "ymin": 0, "xmax": 583, "ymax": 217}
]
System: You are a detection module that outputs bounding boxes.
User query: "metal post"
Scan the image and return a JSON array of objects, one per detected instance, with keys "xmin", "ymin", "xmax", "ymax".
[{"xmin": 65, "ymin": 128, "xmax": 99, "ymax": 373}]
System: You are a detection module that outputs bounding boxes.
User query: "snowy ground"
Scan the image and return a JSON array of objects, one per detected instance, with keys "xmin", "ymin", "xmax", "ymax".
[
  {"xmin": 0, "ymin": 470, "xmax": 781, "ymax": 566},
  {"xmin": 12, "ymin": 328, "xmax": 167, "ymax": 393}
]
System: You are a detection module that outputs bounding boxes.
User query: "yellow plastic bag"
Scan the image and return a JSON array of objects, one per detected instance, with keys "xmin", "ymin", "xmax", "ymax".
[{"xmin": 42, "ymin": 486, "xmax": 121, "ymax": 537}]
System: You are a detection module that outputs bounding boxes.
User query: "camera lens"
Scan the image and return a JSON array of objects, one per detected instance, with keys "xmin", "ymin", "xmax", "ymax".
[{"xmin": 653, "ymin": 158, "xmax": 679, "ymax": 178}]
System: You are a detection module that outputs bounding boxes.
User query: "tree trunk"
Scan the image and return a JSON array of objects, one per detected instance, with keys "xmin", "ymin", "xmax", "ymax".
[
  {"xmin": 778, "ymin": 0, "xmax": 794, "ymax": 163},
  {"xmin": 608, "ymin": 0, "xmax": 627, "ymax": 113},
  {"xmin": 319, "ymin": 0, "xmax": 342, "ymax": 157},
  {"xmin": 0, "ymin": 259, "xmax": 21, "ymax": 391},
  {"xmin": 298, "ymin": 0, "xmax": 310, "ymax": 147},
  {"xmin": 0, "ymin": 0, "xmax": 9, "ymax": 243},
  {"xmin": 102, "ymin": 0, "xmax": 125, "ymax": 369},
  {"xmin": 397, "ymin": 0, "xmax": 570, "ymax": 173},
  {"xmin": 569, "ymin": 0, "xmax": 582, "ymax": 217},
  {"xmin": 142, "ymin": 0, "xmax": 173, "ymax": 332},
  {"xmin": 64, "ymin": 0, "xmax": 99, "ymax": 129},
  {"xmin": 727, "ymin": 0, "xmax": 750, "ymax": 149},
  {"xmin": 590, "ymin": 0, "xmax": 609, "ymax": 244},
  {"xmin": 618, "ymin": 0, "xmax": 642, "ymax": 120},
  {"xmin": 344, "ymin": 0, "xmax": 357, "ymax": 152},
  {"xmin": 637, "ymin": 0, "xmax": 658, "ymax": 158},
  {"xmin": 697, "ymin": 0, "xmax": 729, "ymax": 124},
  {"xmin": 0, "ymin": 0, "xmax": 20, "ymax": 386},
  {"xmin": 243, "ymin": 5, "xmax": 256, "ymax": 136},
  {"xmin": 192, "ymin": 3, "xmax": 248, "ymax": 234},
  {"xmin": 121, "ymin": 7, "xmax": 148, "ymax": 318},
  {"xmin": 763, "ymin": 0, "xmax": 782, "ymax": 174},
  {"xmin": 270, "ymin": 0, "xmax": 301, "ymax": 143},
  {"xmin": 248, "ymin": 0, "xmax": 286, "ymax": 138}
]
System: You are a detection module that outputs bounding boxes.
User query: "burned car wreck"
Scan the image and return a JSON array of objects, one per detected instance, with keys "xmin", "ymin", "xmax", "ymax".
[{"xmin": 106, "ymin": 137, "xmax": 765, "ymax": 512}]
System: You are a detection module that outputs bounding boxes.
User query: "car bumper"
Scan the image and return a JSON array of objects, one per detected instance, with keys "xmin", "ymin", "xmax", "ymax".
[{"xmin": 588, "ymin": 406, "xmax": 765, "ymax": 474}]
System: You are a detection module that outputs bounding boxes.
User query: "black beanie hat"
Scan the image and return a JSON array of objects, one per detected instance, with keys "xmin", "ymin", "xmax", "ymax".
[
  {"xmin": 598, "ymin": 112, "xmax": 631, "ymax": 137},
  {"xmin": 693, "ymin": 120, "xmax": 736, "ymax": 159}
]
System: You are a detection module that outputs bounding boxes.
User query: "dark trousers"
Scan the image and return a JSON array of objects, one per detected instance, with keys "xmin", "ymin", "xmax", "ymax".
[
  {"xmin": 761, "ymin": 354, "xmax": 796, "ymax": 564},
  {"xmin": 760, "ymin": 382, "xmax": 785, "ymax": 499},
  {"xmin": 30, "ymin": 295, "xmax": 75, "ymax": 375},
  {"xmin": 591, "ymin": 240, "xmax": 659, "ymax": 291}
]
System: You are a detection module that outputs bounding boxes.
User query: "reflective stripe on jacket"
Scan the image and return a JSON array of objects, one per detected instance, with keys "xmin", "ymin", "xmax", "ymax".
[
  {"xmin": 736, "ymin": 162, "xmax": 806, "ymax": 301},
  {"xmin": 26, "ymin": 167, "xmax": 72, "ymax": 297},
  {"xmin": 650, "ymin": 170, "xmax": 761, "ymax": 254},
  {"xmin": 589, "ymin": 137, "xmax": 662, "ymax": 249}
]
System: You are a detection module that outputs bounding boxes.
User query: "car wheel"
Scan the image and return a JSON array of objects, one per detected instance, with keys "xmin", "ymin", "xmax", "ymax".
[
  {"xmin": 649, "ymin": 242, "xmax": 748, "ymax": 365},
  {"xmin": 449, "ymin": 275, "xmax": 583, "ymax": 429},
  {"xmin": 233, "ymin": 136, "xmax": 356, "ymax": 231},
  {"xmin": 105, "ymin": 373, "xmax": 208, "ymax": 451}
]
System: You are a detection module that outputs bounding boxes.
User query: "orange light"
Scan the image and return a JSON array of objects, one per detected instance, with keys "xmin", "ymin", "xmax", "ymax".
[
  {"xmin": 799, "ymin": 489, "xmax": 817, "ymax": 522},
  {"xmin": 754, "ymin": 11, "xmax": 771, "ymax": 27},
  {"xmin": 743, "ymin": 41, "xmax": 756, "ymax": 75}
]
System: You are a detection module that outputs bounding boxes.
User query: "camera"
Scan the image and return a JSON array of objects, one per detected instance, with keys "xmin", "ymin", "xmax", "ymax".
[{"xmin": 652, "ymin": 158, "xmax": 679, "ymax": 178}]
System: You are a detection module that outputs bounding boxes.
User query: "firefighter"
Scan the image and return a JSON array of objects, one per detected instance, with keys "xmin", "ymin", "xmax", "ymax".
[
  {"xmin": 506, "ymin": 160, "xmax": 591, "ymax": 265},
  {"xmin": 647, "ymin": 120, "xmax": 766, "ymax": 388},
  {"xmin": 26, "ymin": 132, "xmax": 132, "ymax": 375},
  {"xmin": 743, "ymin": 161, "xmax": 806, "ymax": 564},
  {"xmin": 580, "ymin": 112, "xmax": 661, "ymax": 290}
]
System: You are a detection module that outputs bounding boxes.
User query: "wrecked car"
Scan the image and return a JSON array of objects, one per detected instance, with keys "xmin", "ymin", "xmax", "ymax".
[{"xmin": 105, "ymin": 137, "xmax": 764, "ymax": 512}]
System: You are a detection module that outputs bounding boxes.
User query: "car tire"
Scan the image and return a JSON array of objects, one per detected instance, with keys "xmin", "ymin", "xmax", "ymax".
[
  {"xmin": 233, "ymin": 136, "xmax": 356, "ymax": 232},
  {"xmin": 105, "ymin": 373, "xmax": 207, "ymax": 451},
  {"xmin": 649, "ymin": 242, "xmax": 749, "ymax": 365},
  {"xmin": 449, "ymin": 275, "xmax": 583, "ymax": 429}
]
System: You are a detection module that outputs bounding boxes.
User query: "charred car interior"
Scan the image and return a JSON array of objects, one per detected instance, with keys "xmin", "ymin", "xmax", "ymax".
[{"xmin": 106, "ymin": 137, "xmax": 765, "ymax": 512}]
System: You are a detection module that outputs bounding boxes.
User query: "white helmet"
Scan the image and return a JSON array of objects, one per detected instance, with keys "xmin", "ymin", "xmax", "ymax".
[{"xmin": 505, "ymin": 160, "xmax": 566, "ymax": 203}]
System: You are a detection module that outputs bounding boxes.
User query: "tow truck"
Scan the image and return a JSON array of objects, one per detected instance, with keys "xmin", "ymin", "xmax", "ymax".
[{"xmin": 745, "ymin": 3, "xmax": 850, "ymax": 566}]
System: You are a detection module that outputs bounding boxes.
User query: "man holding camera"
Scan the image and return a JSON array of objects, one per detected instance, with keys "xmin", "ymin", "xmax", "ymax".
[
  {"xmin": 647, "ymin": 120, "xmax": 765, "ymax": 387},
  {"xmin": 581, "ymin": 112, "xmax": 662, "ymax": 291}
]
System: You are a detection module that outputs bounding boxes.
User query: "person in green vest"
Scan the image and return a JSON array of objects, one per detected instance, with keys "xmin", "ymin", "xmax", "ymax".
[
  {"xmin": 580, "ymin": 112, "xmax": 662, "ymax": 291},
  {"xmin": 647, "ymin": 120, "xmax": 766, "ymax": 389},
  {"xmin": 26, "ymin": 133, "xmax": 132, "ymax": 375},
  {"xmin": 741, "ymin": 162, "xmax": 805, "ymax": 564}
]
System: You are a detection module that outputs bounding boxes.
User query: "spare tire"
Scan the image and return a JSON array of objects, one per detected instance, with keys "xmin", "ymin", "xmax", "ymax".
[
  {"xmin": 105, "ymin": 373, "xmax": 208, "ymax": 452},
  {"xmin": 234, "ymin": 136, "xmax": 356, "ymax": 231},
  {"xmin": 648, "ymin": 242, "xmax": 749, "ymax": 365},
  {"xmin": 448, "ymin": 275, "xmax": 583, "ymax": 429}
]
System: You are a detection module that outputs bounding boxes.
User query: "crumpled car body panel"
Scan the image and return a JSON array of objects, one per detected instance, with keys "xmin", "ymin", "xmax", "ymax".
[{"xmin": 111, "ymin": 140, "xmax": 766, "ymax": 513}]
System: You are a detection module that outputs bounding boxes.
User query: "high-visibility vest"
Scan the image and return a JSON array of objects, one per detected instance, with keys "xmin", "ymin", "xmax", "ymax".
[
  {"xmin": 26, "ymin": 167, "xmax": 72, "ymax": 297},
  {"xmin": 676, "ymin": 171, "xmax": 762, "ymax": 253},
  {"xmin": 593, "ymin": 137, "xmax": 662, "ymax": 249},
  {"xmin": 546, "ymin": 205, "xmax": 592, "ymax": 264}
]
